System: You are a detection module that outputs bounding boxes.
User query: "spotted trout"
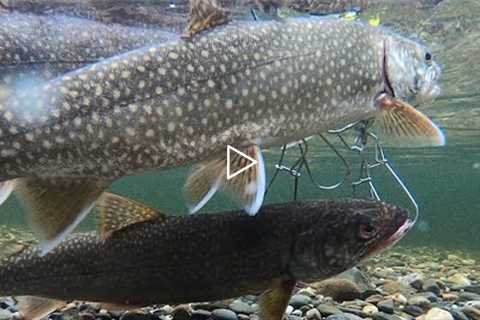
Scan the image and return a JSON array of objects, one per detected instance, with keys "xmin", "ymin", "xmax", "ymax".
[
  {"xmin": 0, "ymin": 3, "xmax": 443, "ymax": 252},
  {"xmin": 0, "ymin": 193, "xmax": 411, "ymax": 320},
  {"xmin": 0, "ymin": 12, "xmax": 176, "ymax": 92}
]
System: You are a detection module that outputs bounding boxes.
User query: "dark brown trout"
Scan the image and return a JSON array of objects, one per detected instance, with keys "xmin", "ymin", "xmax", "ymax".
[{"xmin": 0, "ymin": 194, "xmax": 410, "ymax": 319}]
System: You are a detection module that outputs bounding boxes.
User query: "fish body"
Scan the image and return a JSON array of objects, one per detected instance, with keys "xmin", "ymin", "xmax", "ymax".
[
  {"xmin": 0, "ymin": 12, "xmax": 177, "ymax": 89},
  {"xmin": 0, "ymin": 17, "xmax": 442, "ymax": 251},
  {"xmin": 0, "ymin": 195, "xmax": 410, "ymax": 309}
]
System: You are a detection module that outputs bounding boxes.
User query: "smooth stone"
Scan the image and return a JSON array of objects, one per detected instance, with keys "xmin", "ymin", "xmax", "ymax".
[
  {"xmin": 292, "ymin": 310, "xmax": 303, "ymax": 317},
  {"xmin": 338, "ymin": 267, "xmax": 374, "ymax": 292},
  {"xmin": 229, "ymin": 300, "xmax": 254, "ymax": 315},
  {"xmin": 238, "ymin": 315, "xmax": 249, "ymax": 320},
  {"xmin": 343, "ymin": 313, "xmax": 364, "ymax": 320},
  {"xmin": 461, "ymin": 306, "xmax": 480, "ymax": 320},
  {"xmin": 423, "ymin": 308, "xmax": 454, "ymax": 320},
  {"xmin": 366, "ymin": 295, "xmax": 385, "ymax": 304},
  {"xmin": 378, "ymin": 300, "xmax": 395, "ymax": 314},
  {"xmin": 337, "ymin": 307, "xmax": 363, "ymax": 317},
  {"xmin": 212, "ymin": 309, "xmax": 238, "ymax": 320},
  {"xmin": 299, "ymin": 287, "xmax": 318, "ymax": 297},
  {"xmin": 173, "ymin": 307, "xmax": 191, "ymax": 320},
  {"xmin": 363, "ymin": 305, "xmax": 379, "ymax": 316},
  {"xmin": 442, "ymin": 293, "xmax": 459, "ymax": 302},
  {"xmin": 465, "ymin": 302, "xmax": 480, "ymax": 309},
  {"xmin": 325, "ymin": 315, "xmax": 349, "ymax": 320},
  {"xmin": 418, "ymin": 292, "xmax": 440, "ymax": 303},
  {"xmin": 120, "ymin": 312, "xmax": 156, "ymax": 320},
  {"xmin": 313, "ymin": 279, "xmax": 362, "ymax": 302},
  {"xmin": 78, "ymin": 312, "xmax": 96, "ymax": 320},
  {"xmin": 462, "ymin": 259, "xmax": 476, "ymax": 266},
  {"xmin": 447, "ymin": 274, "xmax": 472, "ymax": 289},
  {"xmin": 290, "ymin": 295, "xmax": 312, "ymax": 309},
  {"xmin": 191, "ymin": 310, "xmax": 211, "ymax": 320},
  {"xmin": 423, "ymin": 280, "xmax": 442, "ymax": 296},
  {"xmin": 449, "ymin": 309, "xmax": 470, "ymax": 320},
  {"xmin": 403, "ymin": 306, "xmax": 424, "ymax": 317},
  {"xmin": 193, "ymin": 303, "xmax": 227, "ymax": 311},
  {"xmin": 399, "ymin": 273, "xmax": 424, "ymax": 290},
  {"xmin": 408, "ymin": 295, "xmax": 432, "ymax": 308},
  {"xmin": 306, "ymin": 308, "xmax": 322, "ymax": 320},
  {"xmin": 460, "ymin": 293, "xmax": 480, "ymax": 302},
  {"xmin": 317, "ymin": 304, "xmax": 343, "ymax": 316},
  {"xmin": 373, "ymin": 312, "xmax": 405, "ymax": 320},
  {"xmin": 0, "ymin": 309, "xmax": 12, "ymax": 320},
  {"xmin": 288, "ymin": 315, "xmax": 303, "ymax": 320},
  {"xmin": 383, "ymin": 281, "xmax": 416, "ymax": 296},
  {"xmin": 389, "ymin": 293, "xmax": 408, "ymax": 305},
  {"xmin": 286, "ymin": 306, "xmax": 294, "ymax": 315},
  {"xmin": 466, "ymin": 287, "xmax": 480, "ymax": 295}
]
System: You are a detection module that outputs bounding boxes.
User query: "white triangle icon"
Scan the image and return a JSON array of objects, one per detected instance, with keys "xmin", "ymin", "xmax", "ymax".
[{"xmin": 227, "ymin": 145, "xmax": 258, "ymax": 180}]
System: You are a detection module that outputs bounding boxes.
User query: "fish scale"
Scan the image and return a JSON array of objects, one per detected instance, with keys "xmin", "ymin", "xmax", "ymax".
[{"xmin": 0, "ymin": 14, "xmax": 444, "ymax": 252}]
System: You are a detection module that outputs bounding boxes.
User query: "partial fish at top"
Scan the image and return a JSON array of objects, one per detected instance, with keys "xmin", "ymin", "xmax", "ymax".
[
  {"xmin": 0, "ymin": 0, "xmax": 445, "ymax": 253},
  {"xmin": 0, "ymin": 12, "xmax": 176, "ymax": 96}
]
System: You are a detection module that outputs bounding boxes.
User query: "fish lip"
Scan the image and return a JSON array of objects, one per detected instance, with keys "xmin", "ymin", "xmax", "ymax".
[
  {"xmin": 382, "ymin": 41, "xmax": 395, "ymax": 98},
  {"xmin": 366, "ymin": 216, "xmax": 412, "ymax": 258}
]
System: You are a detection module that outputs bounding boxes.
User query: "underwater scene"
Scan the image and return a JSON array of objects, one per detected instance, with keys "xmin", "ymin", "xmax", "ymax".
[{"xmin": 0, "ymin": 0, "xmax": 478, "ymax": 319}]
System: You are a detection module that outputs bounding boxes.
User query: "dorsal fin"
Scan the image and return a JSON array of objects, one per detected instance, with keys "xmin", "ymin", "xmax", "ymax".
[
  {"xmin": 183, "ymin": 0, "xmax": 230, "ymax": 38},
  {"xmin": 96, "ymin": 193, "xmax": 166, "ymax": 239}
]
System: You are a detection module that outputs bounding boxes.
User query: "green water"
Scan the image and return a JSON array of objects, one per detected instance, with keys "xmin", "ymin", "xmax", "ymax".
[{"xmin": 0, "ymin": 0, "xmax": 479, "ymax": 255}]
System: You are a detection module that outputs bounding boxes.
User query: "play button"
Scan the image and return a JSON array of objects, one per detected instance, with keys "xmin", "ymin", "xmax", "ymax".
[{"xmin": 227, "ymin": 145, "xmax": 258, "ymax": 180}]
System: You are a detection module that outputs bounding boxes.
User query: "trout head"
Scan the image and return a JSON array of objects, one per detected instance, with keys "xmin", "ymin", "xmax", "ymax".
[
  {"xmin": 289, "ymin": 199, "xmax": 410, "ymax": 282},
  {"xmin": 383, "ymin": 34, "xmax": 442, "ymax": 105}
]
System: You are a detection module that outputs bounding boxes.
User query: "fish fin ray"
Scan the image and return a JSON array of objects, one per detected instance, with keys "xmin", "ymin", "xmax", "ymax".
[
  {"xmin": 259, "ymin": 278, "xmax": 296, "ymax": 320},
  {"xmin": 14, "ymin": 178, "xmax": 107, "ymax": 255},
  {"xmin": 184, "ymin": 0, "xmax": 230, "ymax": 37},
  {"xmin": 0, "ymin": 179, "xmax": 16, "ymax": 206},
  {"xmin": 16, "ymin": 296, "xmax": 66, "ymax": 320},
  {"xmin": 184, "ymin": 145, "xmax": 266, "ymax": 215},
  {"xmin": 221, "ymin": 145, "xmax": 265, "ymax": 215},
  {"xmin": 96, "ymin": 192, "xmax": 165, "ymax": 239},
  {"xmin": 375, "ymin": 96, "xmax": 446, "ymax": 147}
]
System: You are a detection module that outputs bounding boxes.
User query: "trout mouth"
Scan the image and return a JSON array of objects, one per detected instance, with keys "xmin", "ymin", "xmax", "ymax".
[
  {"xmin": 366, "ymin": 215, "xmax": 411, "ymax": 258},
  {"xmin": 382, "ymin": 43, "xmax": 395, "ymax": 98}
]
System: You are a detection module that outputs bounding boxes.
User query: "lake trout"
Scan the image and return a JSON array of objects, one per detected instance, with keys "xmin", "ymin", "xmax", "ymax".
[
  {"xmin": 0, "ymin": 194, "xmax": 411, "ymax": 319},
  {"xmin": 0, "ymin": 1, "xmax": 443, "ymax": 252},
  {"xmin": 0, "ymin": 12, "xmax": 176, "ymax": 94}
]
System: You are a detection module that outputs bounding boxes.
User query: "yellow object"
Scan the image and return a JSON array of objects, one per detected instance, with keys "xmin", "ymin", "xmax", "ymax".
[
  {"xmin": 369, "ymin": 15, "xmax": 381, "ymax": 26},
  {"xmin": 342, "ymin": 12, "xmax": 358, "ymax": 21}
]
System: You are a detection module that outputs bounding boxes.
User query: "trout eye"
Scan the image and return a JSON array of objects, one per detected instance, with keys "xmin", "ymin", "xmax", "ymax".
[{"xmin": 358, "ymin": 222, "xmax": 379, "ymax": 240}]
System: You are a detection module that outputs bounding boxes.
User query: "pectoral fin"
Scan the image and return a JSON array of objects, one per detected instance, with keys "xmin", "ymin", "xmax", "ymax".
[
  {"xmin": 375, "ymin": 95, "xmax": 446, "ymax": 147},
  {"xmin": 184, "ymin": 0, "xmax": 230, "ymax": 38},
  {"xmin": 96, "ymin": 192, "xmax": 166, "ymax": 239},
  {"xmin": 16, "ymin": 296, "xmax": 66, "ymax": 320},
  {"xmin": 259, "ymin": 278, "xmax": 296, "ymax": 320},
  {"xmin": 184, "ymin": 145, "xmax": 266, "ymax": 215},
  {"xmin": 14, "ymin": 178, "xmax": 107, "ymax": 255},
  {"xmin": 0, "ymin": 179, "xmax": 16, "ymax": 206}
]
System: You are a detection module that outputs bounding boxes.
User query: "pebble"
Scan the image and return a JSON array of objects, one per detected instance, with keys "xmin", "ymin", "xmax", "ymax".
[
  {"xmin": 372, "ymin": 312, "xmax": 404, "ymax": 320},
  {"xmin": 172, "ymin": 306, "xmax": 191, "ymax": 320},
  {"xmin": 290, "ymin": 295, "xmax": 312, "ymax": 309},
  {"xmin": 366, "ymin": 295, "xmax": 386, "ymax": 304},
  {"xmin": 422, "ymin": 308, "xmax": 454, "ymax": 320},
  {"xmin": 317, "ymin": 304, "xmax": 343, "ymax": 316},
  {"xmin": 459, "ymin": 293, "xmax": 480, "ymax": 302},
  {"xmin": 447, "ymin": 274, "xmax": 472, "ymax": 289},
  {"xmin": 449, "ymin": 309, "xmax": 470, "ymax": 320},
  {"xmin": 442, "ymin": 293, "xmax": 459, "ymax": 302},
  {"xmin": 325, "ymin": 315, "xmax": 349, "ymax": 320},
  {"xmin": 461, "ymin": 306, "xmax": 480, "ymax": 320},
  {"xmin": 313, "ymin": 279, "xmax": 362, "ymax": 302},
  {"xmin": 362, "ymin": 305, "xmax": 379, "ymax": 316},
  {"xmin": 389, "ymin": 293, "xmax": 408, "ymax": 305},
  {"xmin": 466, "ymin": 286, "xmax": 480, "ymax": 295},
  {"xmin": 191, "ymin": 310, "xmax": 211, "ymax": 320},
  {"xmin": 403, "ymin": 305, "xmax": 424, "ymax": 317},
  {"xmin": 408, "ymin": 295, "xmax": 432, "ymax": 308},
  {"xmin": 383, "ymin": 281, "xmax": 415, "ymax": 296},
  {"xmin": 120, "ymin": 312, "xmax": 156, "ymax": 320},
  {"xmin": 378, "ymin": 299, "xmax": 395, "ymax": 314},
  {"xmin": 306, "ymin": 308, "xmax": 322, "ymax": 320},
  {"xmin": 212, "ymin": 309, "xmax": 238, "ymax": 320},
  {"xmin": 292, "ymin": 310, "xmax": 303, "ymax": 316},
  {"xmin": 343, "ymin": 313, "xmax": 364, "ymax": 320},
  {"xmin": 419, "ymin": 292, "xmax": 440, "ymax": 303},
  {"xmin": 286, "ymin": 306, "xmax": 294, "ymax": 315},
  {"xmin": 0, "ymin": 309, "xmax": 12, "ymax": 320},
  {"xmin": 229, "ymin": 300, "xmax": 254, "ymax": 315},
  {"xmin": 423, "ymin": 280, "xmax": 442, "ymax": 296}
]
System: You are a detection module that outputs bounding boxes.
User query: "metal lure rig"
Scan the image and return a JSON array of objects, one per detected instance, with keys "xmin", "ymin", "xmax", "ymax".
[{"xmin": 265, "ymin": 120, "xmax": 419, "ymax": 225}]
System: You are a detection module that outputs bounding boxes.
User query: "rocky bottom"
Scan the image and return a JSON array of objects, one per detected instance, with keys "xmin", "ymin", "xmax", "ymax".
[{"xmin": 0, "ymin": 246, "xmax": 478, "ymax": 320}]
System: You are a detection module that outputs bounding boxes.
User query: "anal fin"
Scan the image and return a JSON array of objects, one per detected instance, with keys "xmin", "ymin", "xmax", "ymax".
[
  {"xmin": 184, "ymin": 145, "xmax": 266, "ymax": 215},
  {"xmin": 183, "ymin": 0, "xmax": 230, "ymax": 38},
  {"xmin": 375, "ymin": 95, "xmax": 446, "ymax": 147},
  {"xmin": 96, "ymin": 192, "xmax": 166, "ymax": 239},
  {"xmin": 15, "ymin": 178, "xmax": 107, "ymax": 255},
  {"xmin": 259, "ymin": 278, "xmax": 296, "ymax": 320},
  {"xmin": 16, "ymin": 296, "xmax": 66, "ymax": 320}
]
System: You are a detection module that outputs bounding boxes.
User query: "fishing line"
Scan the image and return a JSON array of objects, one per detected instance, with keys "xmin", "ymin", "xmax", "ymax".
[{"xmin": 265, "ymin": 121, "xmax": 419, "ymax": 224}]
